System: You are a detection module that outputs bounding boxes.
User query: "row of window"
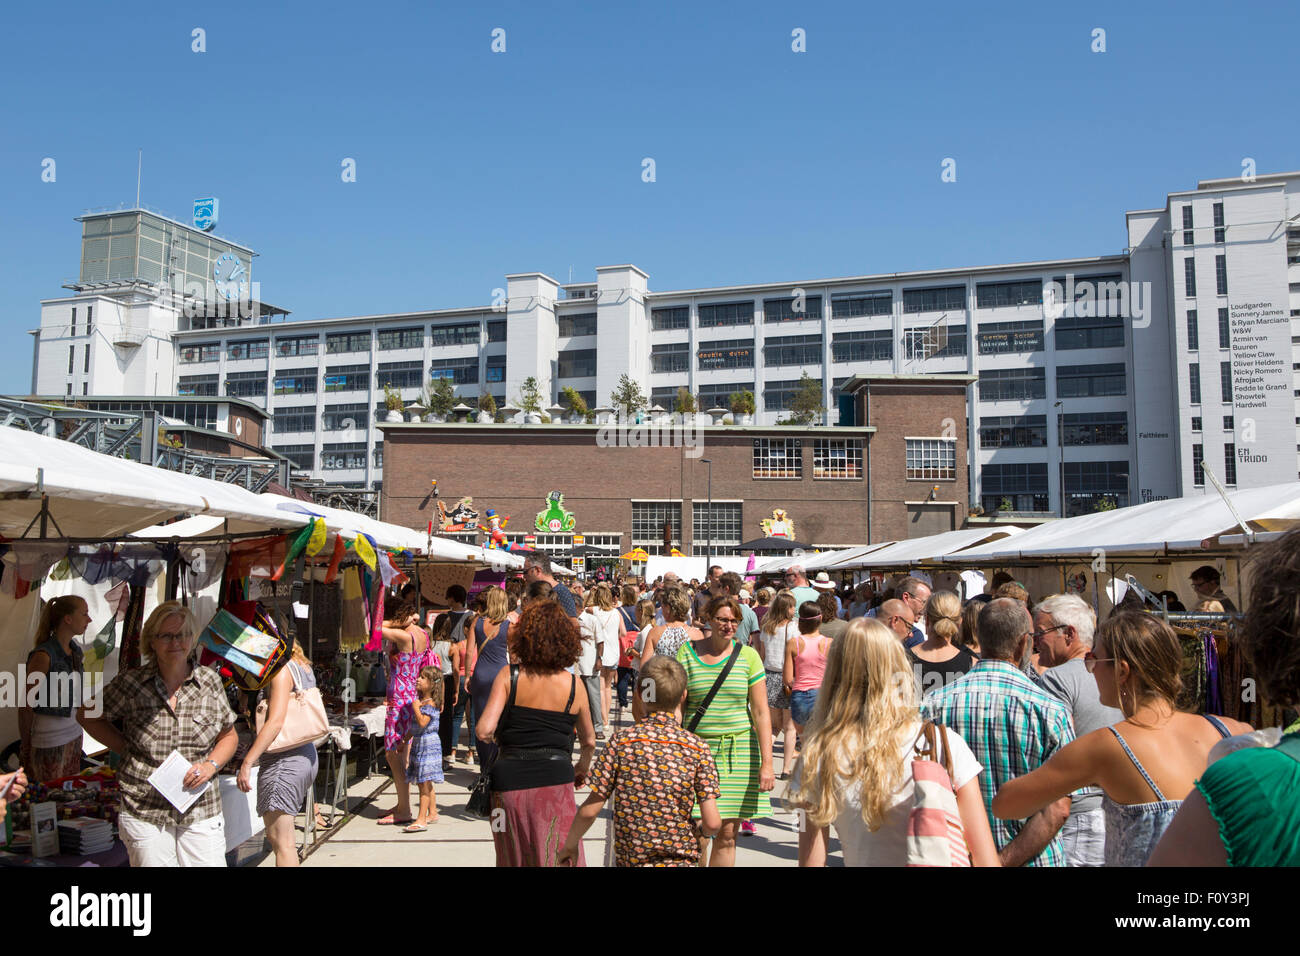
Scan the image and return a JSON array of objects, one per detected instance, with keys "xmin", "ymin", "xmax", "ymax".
[
  {"xmin": 69, "ymin": 305, "xmax": 94, "ymax": 337},
  {"xmin": 978, "ymin": 411, "xmax": 1129, "ymax": 447},
  {"xmin": 180, "ymin": 322, "xmax": 504, "ymax": 364},
  {"xmin": 978, "ymin": 364, "xmax": 1127, "ymax": 401},
  {"xmin": 272, "ymin": 443, "xmax": 384, "ymax": 472},
  {"xmin": 1181, "ymin": 202, "xmax": 1227, "ymax": 246},
  {"xmin": 1185, "ymin": 308, "xmax": 1232, "ymax": 350},
  {"xmin": 1191, "ymin": 443, "xmax": 1237, "ymax": 487},
  {"xmin": 980, "ymin": 460, "xmax": 1129, "ymax": 516},
  {"xmin": 1184, "ymin": 255, "xmax": 1229, "ymax": 298},
  {"xmin": 1188, "ymin": 362, "xmax": 1235, "ymax": 405},
  {"xmin": 751, "ymin": 438, "xmax": 864, "ymax": 479}
]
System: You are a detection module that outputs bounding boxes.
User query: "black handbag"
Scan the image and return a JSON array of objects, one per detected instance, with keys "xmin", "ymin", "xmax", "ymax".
[{"xmin": 466, "ymin": 666, "xmax": 518, "ymax": 820}]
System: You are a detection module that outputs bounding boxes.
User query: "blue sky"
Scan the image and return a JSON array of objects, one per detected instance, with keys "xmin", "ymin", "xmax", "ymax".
[{"xmin": 1, "ymin": 0, "xmax": 1296, "ymax": 391}]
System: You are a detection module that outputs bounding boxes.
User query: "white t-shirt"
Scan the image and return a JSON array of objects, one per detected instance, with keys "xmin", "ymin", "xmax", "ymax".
[
  {"xmin": 791, "ymin": 721, "xmax": 982, "ymax": 867},
  {"xmin": 577, "ymin": 611, "xmax": 599, "ymax": 677},
  {"xmin": 759, "ymin": 621, "xmax": 798, "ymax": 672},
  {"xmin": 588, "ymin": 607, "xmax": 622, "ymax": 668}
]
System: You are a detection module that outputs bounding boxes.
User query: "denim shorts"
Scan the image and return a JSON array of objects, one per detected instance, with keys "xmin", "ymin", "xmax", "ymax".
[{"xmin": 789, "ymin": 689, "xmax": 819, "ymax": 725}]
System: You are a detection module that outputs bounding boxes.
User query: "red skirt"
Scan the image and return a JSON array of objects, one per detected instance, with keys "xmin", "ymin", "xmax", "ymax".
[{"xmin": 490, "ymin": 784, "xmax": 586, "ymax": 867}]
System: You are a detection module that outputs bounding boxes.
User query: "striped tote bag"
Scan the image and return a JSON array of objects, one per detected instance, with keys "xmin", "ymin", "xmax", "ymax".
[{"xmin": 906, "ymin": 722, "xmax": 972, "ymax": 867}]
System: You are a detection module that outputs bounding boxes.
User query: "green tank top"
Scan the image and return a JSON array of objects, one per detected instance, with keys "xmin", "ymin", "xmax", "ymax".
[{"xmin": 1196, "ymin": 732, "xmax": 1300, "ymax": 866}]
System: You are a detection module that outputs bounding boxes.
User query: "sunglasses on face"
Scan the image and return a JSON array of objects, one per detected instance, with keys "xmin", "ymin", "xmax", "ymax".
[{"xmin": 1083, "ymin": 650, "xmax": 1114, "ymax": 672}]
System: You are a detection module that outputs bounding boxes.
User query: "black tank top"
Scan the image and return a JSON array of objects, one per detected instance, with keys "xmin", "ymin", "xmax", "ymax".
[{"xmin": 490, "ymin": 669, "xmax": 578, "ymax": 792}]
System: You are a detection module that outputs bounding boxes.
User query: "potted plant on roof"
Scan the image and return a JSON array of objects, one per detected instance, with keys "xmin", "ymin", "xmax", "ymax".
[
  {"xmin": 383, "ymin": 383, "xmax": 404, "ymax": 423},
  {"xmin": 477, "ymin": 392, "xmax": 497, "ymax": 424},
  {"xmin": 729, "ymin": 389, "xmax": 755, "ymax": 426},
  {"xmin": 427, "ymin": 376, "xmax": 455, "ymax": 422},
  {"xmin": 560, "ymin": 386, "xmax": 589, "ymax": 424},
  {"xmin": 518, "ymin": 376, "xmax": 544, "ymax": 424}
]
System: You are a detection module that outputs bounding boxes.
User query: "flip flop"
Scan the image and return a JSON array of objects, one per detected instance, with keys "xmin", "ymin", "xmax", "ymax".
[
  {"xmin": 402, "ymin": 823, "xmax": 427, "ymax": 833},
  {"xmin": 378, "ymin": 814, "xmax": 415, "ymax": 826}
]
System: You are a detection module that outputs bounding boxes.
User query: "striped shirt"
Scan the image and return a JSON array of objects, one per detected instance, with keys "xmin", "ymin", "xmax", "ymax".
[
  {"xmin": 676, "ymin": 642, "xmax": 765, "ymax": 737},
  {"xmin": 920, "ymin": 659, "xmax": 1075, "ymax": 867}
]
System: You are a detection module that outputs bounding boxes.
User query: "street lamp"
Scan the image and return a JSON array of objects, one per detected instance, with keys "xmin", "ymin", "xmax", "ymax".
[{"xmin": 700, "ymin": 458, "xmax": 713, "ymax": 563}]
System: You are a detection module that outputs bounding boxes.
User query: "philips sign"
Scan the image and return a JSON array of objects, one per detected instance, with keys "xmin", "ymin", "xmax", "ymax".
[{"xmin": 193, "ymin": 198, "xmax": 219, "ymax": 232}]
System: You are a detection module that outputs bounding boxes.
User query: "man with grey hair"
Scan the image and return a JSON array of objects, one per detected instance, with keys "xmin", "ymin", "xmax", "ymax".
[
  {"xmin": 922, "ymin": 598, "xmax": 1074, "ymax": 867},
  {"xmin": 1032, "ymin": 593, "xmax": 1122, "ymax": 866},
  {"xmin": 782, "ymin": 565, "xmax": 820, "ymax": 606},
  {"xmin": 866, "ymin": 574, "xmax": 931, "ymax": 638}
]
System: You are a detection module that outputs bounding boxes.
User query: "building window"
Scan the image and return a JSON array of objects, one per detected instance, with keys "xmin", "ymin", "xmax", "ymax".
[
  {"xmin": 764, "ymin": 296, "xmax": 822, "ymax": 323},
  {"xmin": 651, "ymin": 306, "xmax": 689, "ymax": 330},
  {"xmin": 227, "ymin": 339, "xmax": 268, "ymax": 360},
  {"xmin": 1055, "ymin": 313, "xmax": 1124, "ymax": 350},
  {"xmin": 67, "ymin": 346, "xmax": 75, "ymax": 374},
  {"xmin": 325, "ymin": 331, "xmax": 371, "ymax": 354},
  {"xmin": 651, "ymin": 342, "xmax": 688, "ymax": 373},
  {"xmin": 428, "ymin": 356, "xmax": 479, "ymax": 385},
  {"xmin": 1184, "ymin": 258, "xmax": 1196, "ymax": 297},
  {"xmin": 179, "ymin": 342, "xmax": 221, "ymax": 363},
  {"xmin": 487, "ymin": 320, "xmax": 506, "ymax": 342},
  {"xmin": 486, "ymin": 355, "xmax": 505, "ymax": 383},
  {"xmin": 1223, "ymin": 415, "xmax": 1234, "ymax": 431},
  {"xmin": 274, "ymin": 444, "xmax": 315, "ymax": 471},
  {"xmin": 1062, "ymin": 411, "xmax": 1128, "ymax": 445},
  {"xmin": 753, "ymin": 438, "xmax": 802, "ymax": 479},
  {"xmin": 692, "ymin": 502, "xmax": 742, "ymax": 555},
  {"xmin": 698, "ymin": 381, "xmax": 754, "ymax": 411},
  {"xmin": 377, "ymin": 360, "xmax": 423, "ymax": 389},
  {"xmin": 978, "ymin": 320, "xmax": 1044, "ymax": 354},
  {"xmin": 697, "ymin": 340, "xmax": 754, "ymax": 371},
  {"xmin": 651, "ymin": 386, "xmax": 679, "ymax": 409},
  {"xmin": 83, "ymin": 346, "xmax": 90, "ymax": 374},
  {"xmin": 377, "ymin": 327, "xmax": 423, "ymax": 351},
  {"xmin": 1056, "ymin": 363, "xmax": 1126, "ymax": 398},
  {"xmin": 976, "ymin": 279, "xmax": 1043, "ymax": 309},
  {"xmin": 224, "ymin": 371, "xmax": 266, "ymax": 398},
  {"xmin": 275, "ymin": 335, "xmax": 318, "ymax": 357},
  {"xmin": 1213, "ymin": 202, "xmax": 1225, "ymax": 243},
  {"xmin": 177, "ymin": 374, "xmax": 219, "ymax": 397},
  {"xmin": 1186, "ymin": 310, "xmax": 1199, "ymax": 350},
  {"xmin": 631, "ymin": 501, "xmax": 681, "ymax": 550},
  {"xmin": 558, "ymin": 312, "xmax": 597, "ymax": 337},
  {"xmin": 698, "ymin": 301, "xmax": 753, "ymax": 328},
  {"xmin": 70, "ymin": 308, "xmax": 77, "ymax": 337},
  {"xmin": 557, "ymin": 348, "xmax": 597, "ymax": 379},
  {"xmin": 830, "ymin": 291, "xmax": 891, "ymax": 318},
  {"xmin": 1224, "ymin": 444, "xmax": 1238, "ymax": 484},
  {"xmin": 82, "ymin": 382, "xmax": 88, "ymax": 395},
  {"xmin": 763, "ymin": 379, "xmax": 818, "ymax": 413},
  {"xmin": 1215, "ymin": 255, "xmax": 1228, "ymax": 296},
  {"xmin": 323, "ymin": 364, "xmax": 370, "ymax": 393},
  {"xmin": 982, "ymin": 462, "xmax": 1049, "ymax": 514},
  {"xmin": 764, "ymin": 334, "xmax": 823, "ymax": 367},
  {"xmin": 1218, "ymin": 307, "xmax": 1230, "ymax": 349},
  {"xmin": 274, "ymin": 368, "xmax": 318, "ymax": 396},
  {"xmin": 322, "ymin": 403, "xmax": 367, "ymax": 431},
  {"xmin": 1220, "ymin": 361, "xmax": 1232, "ymax": 401},
  {"xmin": 429, "ymin": 322, "xmax": 480, "ymax": 347},
  {"xmin": 904, "ymin": 324, "xmax": 967, "ymax": 360},
  {"xmin": 903, "ymin": 285, "xmax": 965, "ymax": 314},
  {"xmin": 813, "ymin": 438, "xmax": 863, "ymax": 479},
  {"xmin": 273, "ymin": 406, "xmax": 316, "ymax": 434},
  {"xmin": 1189, "ymin": 364, "xmax": 1201, "ymax": 404},
  {"xmin": 86, "ymin": 306, "xmax": 93, "ymax": 335},
  {"xmin": 832, "ymin": 329, "xmax": 893, "ymax": 363},
  {"xmin": 1191, "ymin": 416, "xmax": 1201, "ymax": 432},
  {"xmin": 978, "ymin": 367, "xmax": 1046, "ymax": 401},
  {"xmin": 1192, "ymin": 443, "xmax": 1204, "ymax": 486},
  {"xmin": 321, "ymin": 442, "xmax": 367, "ymax": 471},
  {"xmin": 905, "ymin": 438, "xmax": 956, "ymax": 480},
  {"xmin": 1063, "ymin": 461, "xmax": 1129, "ymax": 516},
  {"xmin": 1182, "ymin": 205, "xmax": 1194, "ymax": 245},
  {"xmin": 373, "ymin": 443, "xmax": 383, "ymax": 469},
  {"xmin": 979, "ymin": 415, "xmax": 1047, "ymax": 448}
]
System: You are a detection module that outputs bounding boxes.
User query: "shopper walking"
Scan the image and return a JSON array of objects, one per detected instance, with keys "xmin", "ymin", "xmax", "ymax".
[
  {"xmin": 403, "ymin": 665, "xmax": 445, "ymax": 831},
  {"xmin": 784, "ymin": 602, "xmax": 831, "ymax": 734},
  {"xmin": 909, "ymin": 590, "xmax": 978, "ymax": 695},
  {"xmin": 377, "ymin": 602, "xmax": 435, "ymax": 825},
  {"xmin": 466, "ymin": 587, "xmax": 512, "ymax": 767},
  {"xmin": 757, "ymin": 592, "xmax": 799, "ymax": 776},
  {"xmin": 640, "ymin": 588, "xmax": 701, "ymax": 664}
]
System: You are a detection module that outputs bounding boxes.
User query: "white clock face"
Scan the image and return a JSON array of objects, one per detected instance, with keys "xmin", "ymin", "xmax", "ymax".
[{"xmin": 213, "ymin": 253, "xmax": 247, "ymax": 301}]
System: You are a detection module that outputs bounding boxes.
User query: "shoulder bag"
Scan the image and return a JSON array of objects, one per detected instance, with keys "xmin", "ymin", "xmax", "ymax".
[
  {"xmin": 255, "ymin": 661, "xmax": 331, "ymax": 755},
  {"xmin": 466, "ymin": 665, "xmax": 518, "ymax": 819},
  {"xmin": 687, "ymin": 643, "xmax": 743, "ymax": 734},
  {"xmin": 905, "ymin": 721, "xmax": 971, "ymax": 867}
]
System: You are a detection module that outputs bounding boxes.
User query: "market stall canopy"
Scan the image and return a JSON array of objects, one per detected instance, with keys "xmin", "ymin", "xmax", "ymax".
[
  {"xmin": 941, "ymin": 483, "xmax": 1300, "ymax": 564},
  {"xmin": 839, "ymin": 527, "xmax": 1026, "ymax": 569},
  {"xmin": 754, "ymin": 543, "xmax": 897, "ymax": 574},
  {"xmin": 0, "ymin": 427, "xmax": 308, "ymax": 540},
  {"xmin": 738, "ymin": 536, "xmax": 817, "ymax": 553}
]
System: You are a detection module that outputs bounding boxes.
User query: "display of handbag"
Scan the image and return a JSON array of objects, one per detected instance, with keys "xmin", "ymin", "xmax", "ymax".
[
  {"xmin": 254, "ymin": 661, "xmax": 331, "ymax": 754},
  {"xmin": 906, "ymin": 721, "xmax": 971, "ymax": 867}
]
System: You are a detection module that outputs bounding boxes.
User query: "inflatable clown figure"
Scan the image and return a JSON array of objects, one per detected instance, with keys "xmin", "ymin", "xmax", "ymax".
[{"xmin": 485, "ymin": 509, "xmax": 512, "ymax": 550}]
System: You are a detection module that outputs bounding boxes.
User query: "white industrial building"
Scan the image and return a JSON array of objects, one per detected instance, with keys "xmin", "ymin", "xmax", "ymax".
[{"xmin": 30, "ymin": 172, "xmax": 1300, "ymax": 518}]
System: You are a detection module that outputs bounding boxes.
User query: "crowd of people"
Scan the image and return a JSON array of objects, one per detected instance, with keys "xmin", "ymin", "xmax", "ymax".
[{"xmin": 8, "ymin": 531, "xmax": 1300, "ymax": 869}]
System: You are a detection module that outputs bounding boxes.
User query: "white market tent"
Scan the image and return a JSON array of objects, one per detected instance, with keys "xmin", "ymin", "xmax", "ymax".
[
  {"xmin": 839, "ymin": 527, "xmax": 1026, "ymax": 569},
  {"xmin": 754, "ymin": 543, "xmax": 896, "ymax": 574},
  {"xmin": 939, "ymin": 482, "xmax": 1300, "ymax": 564}
]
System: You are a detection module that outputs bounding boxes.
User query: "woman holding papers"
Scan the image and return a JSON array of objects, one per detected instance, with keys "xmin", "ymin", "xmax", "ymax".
[{"xmin": 80, "ymin": 601, "xmax": 237, "ymax": 867}]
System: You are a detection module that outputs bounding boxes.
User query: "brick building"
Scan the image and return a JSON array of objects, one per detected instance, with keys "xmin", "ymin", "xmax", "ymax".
[{"xmin": 379, "ymin": 375, "xmax": 971, "ymax": 554}]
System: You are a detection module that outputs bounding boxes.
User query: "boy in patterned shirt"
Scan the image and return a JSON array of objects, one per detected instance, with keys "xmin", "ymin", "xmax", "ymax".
[{"xmin": 558, "ymin": 656, "xmax": 721, "ymax": 867}]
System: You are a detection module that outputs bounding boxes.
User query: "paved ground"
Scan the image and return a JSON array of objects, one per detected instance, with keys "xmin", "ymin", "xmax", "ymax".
[{"xmin": 255, "ymin": 707, "xmax": 841, "ymax": 867}]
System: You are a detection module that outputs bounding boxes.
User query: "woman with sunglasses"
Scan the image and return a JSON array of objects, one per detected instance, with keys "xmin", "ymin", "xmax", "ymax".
[{"xmin": 991, "ymin": 611, "xmax": 1250, "ymax": 866}]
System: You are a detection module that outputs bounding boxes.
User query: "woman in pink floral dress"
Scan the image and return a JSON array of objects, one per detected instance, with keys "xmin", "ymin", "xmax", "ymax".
[{"xmin": 378, "ymin": 602, "xmax": 438, "ymax": 825}]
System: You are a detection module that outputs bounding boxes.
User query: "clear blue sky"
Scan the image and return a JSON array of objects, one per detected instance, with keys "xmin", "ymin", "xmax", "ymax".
[{"xmin": 2, "ymin": 0, "xmax": 1296, "ymax": 391}]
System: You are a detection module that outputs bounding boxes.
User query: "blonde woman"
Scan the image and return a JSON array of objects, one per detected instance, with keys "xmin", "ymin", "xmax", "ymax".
[
  {"xmin": 757, "ymin": 592, "xmax": 799, "ymax": 776},
  {"xmin": 80, "ymin": 601, "xmax": 238, "ymax": 867},
  {"xmin": 20, "ymin": 595, "xmax": 92, "ymax": 783},
  {"xmin": 788, "ymin": 618, "xmax": 1000, "ymax": 867},
  {"xmin": 579, "ymin": 583, "xmax": 624, "ymax": 738},
  {"xmin": 465, "ymin": 586, "xmax": 513, "ymax": 766},
  {"xmin": 909, "ymin": 590, "xmax": 978, "ymax": 696},
  {"xmin": 237, "ymin": 640, "xmax": 319, "ymax": 866}
]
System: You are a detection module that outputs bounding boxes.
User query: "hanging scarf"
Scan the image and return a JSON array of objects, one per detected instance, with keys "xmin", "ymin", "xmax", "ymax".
[{"xmin": 324, "ymin": 534, "xmax": 346, "ymax": 584}]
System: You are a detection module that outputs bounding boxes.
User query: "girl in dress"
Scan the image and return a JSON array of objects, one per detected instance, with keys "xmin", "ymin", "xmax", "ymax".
[{"xmin": 403, "ymin": 666, "xmax": 445, "ymax": 832}]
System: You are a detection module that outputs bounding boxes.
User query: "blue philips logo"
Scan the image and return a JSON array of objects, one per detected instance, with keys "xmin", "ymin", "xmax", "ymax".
[{"xmin": 193, "ymin": 198, "xmax": 219, "ymax": 232}]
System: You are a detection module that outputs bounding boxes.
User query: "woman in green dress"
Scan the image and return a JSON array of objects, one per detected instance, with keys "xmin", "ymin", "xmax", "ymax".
[{"xmin": 676, "ymin": 595, "xmax": 775, "ymax": 867}]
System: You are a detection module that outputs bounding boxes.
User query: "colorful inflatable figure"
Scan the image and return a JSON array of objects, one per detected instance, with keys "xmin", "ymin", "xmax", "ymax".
[
  {"xmin": 535, "ymin": 491, "xmax": 576, "ymax": 533},
  {"xmin": 485, "ymin": 509, "xmax": 512, "ymax": 550},
  {"xmin": 438, "ymin": 496, "xmax": 479, "ymax": 532},
  {"xmin": 760, "ymin": 508, "xmax": 795, "ymax": 539}
]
